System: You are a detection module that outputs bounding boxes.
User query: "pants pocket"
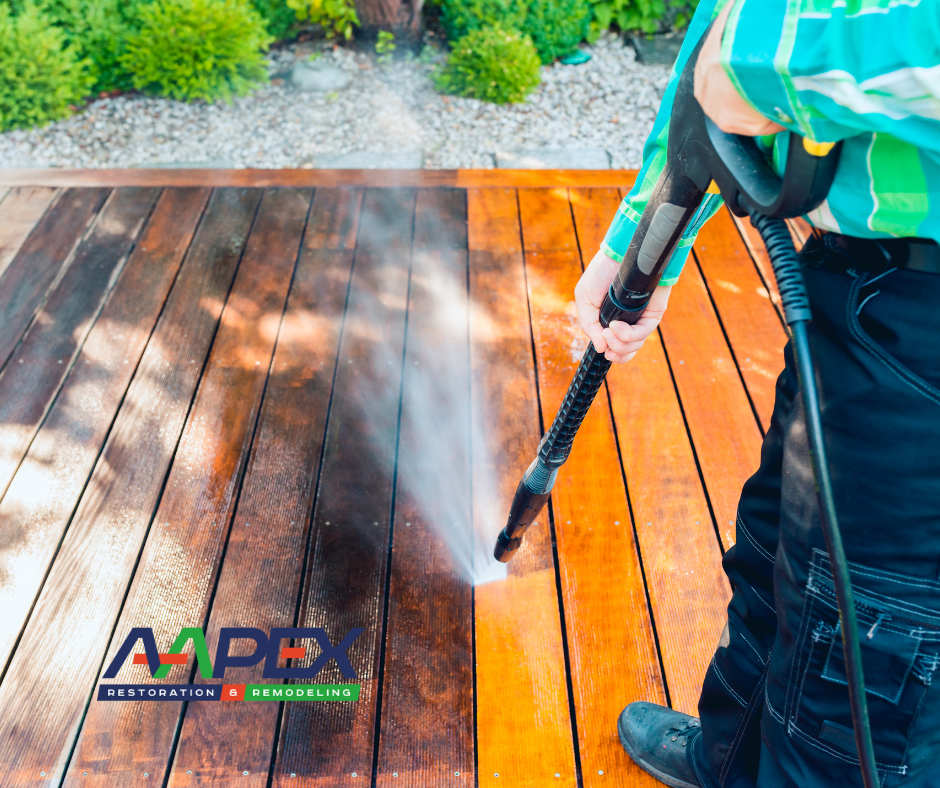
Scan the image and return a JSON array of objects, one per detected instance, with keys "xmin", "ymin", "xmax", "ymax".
[{"xmin": 786, "ymin": 549, "xmax": 940, "ymax": 778}]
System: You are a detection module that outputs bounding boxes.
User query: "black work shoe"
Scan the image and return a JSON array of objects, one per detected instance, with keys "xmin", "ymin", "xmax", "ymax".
[{"xmin": 617, "ymin": 701, "xmax": 702, "ymax": 788}]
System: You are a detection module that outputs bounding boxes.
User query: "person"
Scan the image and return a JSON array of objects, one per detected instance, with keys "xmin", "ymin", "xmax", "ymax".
[{"xmin": 575, "ymin": 0, "xmax": 940, "ymax": 786}]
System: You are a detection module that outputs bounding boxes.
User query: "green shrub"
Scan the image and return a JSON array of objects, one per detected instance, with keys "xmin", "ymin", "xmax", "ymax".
[
  {"xmin": 250, "ymin": 0, "xmax": 298, "ymax": 41},
  {"xmin": 588, "ymin": 0, "xmax": 698, "ymax": 38},
  {"xmin": 121, "ymin": 0, "xmax": 273, "ymax": 103},
  {"xmin": 285, "ymin": 0, "xmax": 358, "ymax": 39},
  {"xmin": 435, "ymin": 27, "xmax": 541, "ymax": 104},
  {"xmin": 0, "ymin": 2, "xmax": 92, "ymax": 131},
  {"xmin": 439, "ymin": 0, "xmax": 590, "ymax": 63},
  {"xmin": 440, "ymin": 0, "xmax": 524, "ymax": 44},
  {"xmin": 31, "ymin": 0, "xmax": 139, "ymax": 93},
  {"xmin": 525, "ymin": 0, "xmax": 590, "ymax": 62}
]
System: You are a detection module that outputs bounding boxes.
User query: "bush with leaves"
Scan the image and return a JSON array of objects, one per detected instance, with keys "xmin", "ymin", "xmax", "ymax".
[
  {"xmin": 435, "ymin": 27, "xmax": 540, "ymax": 104},
  {"xmin": 0, "ymin": 2, "xmax": 92, "ymax": 131},
  {"xmin": 249, "ymin": 0, "xmax": 298, "ymax": 41},
  {"xmin": 120, "ymin": 0, "xmax": 272, "ymax": 103},
  {"xmin": 439, "ymin": 0, "xmax": 589, "ymax": 63},
  {"xmin": 285, "ymin": 0, "xmax": 358, "ymax": 39},
  {"xmin": 588, "ymin": 0, "xmax": 697, "ymax": 39},
  {"xmin": 25, "ymin": 0, "xmax": 140, "ymax": 94},
  {"xmin": 525, "ymin": 0, "xmax": 590, "ymax": 62}
]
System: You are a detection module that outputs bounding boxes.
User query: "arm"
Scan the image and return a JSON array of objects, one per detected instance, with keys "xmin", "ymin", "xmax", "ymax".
[{"xmin": 577, "ymin": 0, "xmax": 731, "ymax": 363}]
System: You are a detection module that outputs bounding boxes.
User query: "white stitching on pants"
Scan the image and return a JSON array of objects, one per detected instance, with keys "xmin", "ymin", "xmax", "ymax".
[
  {"xmin": 711, "ymin": 658, "xmax": 748, "ymax": 707},
  {"xmin": 719, "ymin": 667, "xmax": 768, "ymax": 786},
  {"xmin": 737, "ymin": 513, "xmax": 775, "ymax": 563},
  {"xmin": 737, "ymin": 631, "xmax": 768, "ymax": 667},
  {"xmin": 847, "ymin": 275, "xmax": 940, "ymax": 406}
]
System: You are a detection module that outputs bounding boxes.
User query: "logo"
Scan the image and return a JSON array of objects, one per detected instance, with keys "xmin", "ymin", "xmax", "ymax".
[{"xmin": 97, "ymin": 626, "xmax": 364, "ymax": 702}]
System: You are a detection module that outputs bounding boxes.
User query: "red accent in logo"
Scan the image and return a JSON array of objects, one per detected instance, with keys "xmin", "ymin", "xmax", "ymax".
[
  {"xmin": 133, "ymin": 653, "xmax": 189, "ymax": 665},
  {"xmin": 222, "ymin": 684, "xmax": 246, "ymax": 701},
  {"xmin": 280, "ymin": 647, "xmax": 306, "ymax": 659}
]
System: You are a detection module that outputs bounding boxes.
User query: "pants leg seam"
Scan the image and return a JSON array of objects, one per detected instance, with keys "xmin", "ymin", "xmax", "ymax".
[
  {"xmin": 711, "ymin": 657, "xmax": 749, "ymax": 708},
  {"xmin": 737, "ymin": 512, "xmax": 775, "ymax": 563}
]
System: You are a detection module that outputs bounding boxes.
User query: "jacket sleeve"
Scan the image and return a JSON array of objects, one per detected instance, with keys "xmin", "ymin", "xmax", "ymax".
[
  {"xmin": 601, "ymin": 0, "xmax": 728, "ymax": 287},
  {"xmin": 721, "ymin": 0, "xmax": 940, "ymax": 148}
]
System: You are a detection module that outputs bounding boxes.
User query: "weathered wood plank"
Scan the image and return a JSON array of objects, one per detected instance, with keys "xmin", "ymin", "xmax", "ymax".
[
  {"xmin": 0, "ymin": 187, "xmax": 109, "ymax": 370},
  {"xmin": 273, "ymin": 189, "xmax": 415, "ymax": 788},
  {"xmin": 729, "ymin": 214, "xmax": 784, "ymax": 321},
  {"xmin": 0, "ymin": 186, "xmax": 59, "ymax": 281},
  {"xmin": 657, "ymin": 256, "xmax": 764, "ymax": 551},
  {"xmin": 0, "ymin": 169, "xmax": 640, "ymax": 190},
  {"xmin": 571, "ymin": 188, "xmax": 730, "ymax": 717},
  {"xmin": 468, "ymin": 188, "xmax": 577, "ymax": 788},
  {"xmin": 164, "ymin": 189, "xmax": 361, "ymax": 787},
  {"xmin": 0, "ymin": 187, "xmax": 160, "ymax": 503},
  {"xmin": 519, "ymin": 187, "xmax": 666, "ymax": 788},
  {"xmin": 376, "ymin": 189, "xmax": 473, "ymax": 787},
  {"xmin": 0, "ymin": 188, "xmax": 263, "ymax": 788},
  {"xmin": 693, "ymin": 209, "xmax": 788, "ymax": 432},
  {"xmin": 63, "ymin": 188, "xmax": 311, "ymax": 786},
  {"xmin": 0, "ymin": 187, "xmax": 211, "ymax": 674}
]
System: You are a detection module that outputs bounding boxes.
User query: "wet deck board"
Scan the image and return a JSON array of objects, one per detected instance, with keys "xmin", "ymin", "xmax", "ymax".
[{"xmin": 0, "ymin": 175, "xmax": 787, "ymax": 788}]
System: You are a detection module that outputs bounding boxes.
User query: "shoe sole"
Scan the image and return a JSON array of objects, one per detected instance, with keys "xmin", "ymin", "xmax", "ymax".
[{"xmin": 617, "ymin": 714, "xmax": 700, "ymax": 788}]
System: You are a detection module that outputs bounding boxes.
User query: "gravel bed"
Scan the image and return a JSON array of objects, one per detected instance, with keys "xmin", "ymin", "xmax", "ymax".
[{"xmin": 0, "ymin": 33, "xmax": 670, "ymax": 170}]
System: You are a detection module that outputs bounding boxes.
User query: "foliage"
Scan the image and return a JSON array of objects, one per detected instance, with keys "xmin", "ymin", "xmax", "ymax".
[
  {"xmin": 285, "ymin": 0, "xmax": 358, "ymax": 39},
  {"xmin": 24, "ymin": 0, "xmax": 139, "ymax": 93},
  {"xmin": 434, "ymin": 27, "xmax": 540, "ymax": 104},
  {"xmin": 439, "ymin": 0, "xmax": 589, "ymax": 63},
  {"xmin": 120, "ymin": 0, "xmax": 272, "ymax": 103},
  {"xmin": 0, "ymin": 2, "xmax": 92, "ymax": 131},
  {"xmin": 588, "ymin": 0, "xmax": 698, "ymax": 39},
  {"xmin": 249, "ymin": 0, "xmax": 298, "ymax": 41},
  {"xmin": 524, "ymin": 0, "xmax": 590, "ymax": 62},
  {"xmin": 375, "ymin": 30, "xmax": 395, "ymax": 63}
]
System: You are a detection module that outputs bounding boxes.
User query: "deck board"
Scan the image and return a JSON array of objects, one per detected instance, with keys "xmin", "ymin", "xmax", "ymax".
[
  {"xmin": 0, "ymin": 187, "xmax": 109, "ymax": 371},
  {"xmin": 468, "ymin": 188, "xmax": 577, "ymax": 788},
  {"xmin": 570, "ymin": 188, "xmax": 730, "ymax": 718},
  {"xmin": 274, "ymin": 189, "xmax": 415, "ymax": 787},
  {"xmin": 376, "ymin": 190, "xmax": 474, "ymax": 787},
  {"xmin": 0, "ymin": 187, "xmax": 210, "ymax": 674},
  {"xmin": 0, "ymin": 187, "xmax": 59, "ymax": 281},
  {"xmin": 0, "ymin": 187, "xmax": 159, "ymax": 502},
  {"xmin": 0, "ymin": 188, "xmax": 262, "ymax": 788},
  {"xmin": 167, "ymin": 188, "xmax": 359, "ymax": 786},
  {"xmin": 519, "ymin": 187, "xmax": 665, "ymax": 788},
  {"xmin": 0, "ymin": 173, "xmax": 789, "ymax": 788}
]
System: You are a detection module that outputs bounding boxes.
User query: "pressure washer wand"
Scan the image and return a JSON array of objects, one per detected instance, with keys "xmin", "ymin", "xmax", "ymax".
[{"xmin": 492, "ymin": 164, "xmax": 705, "ymax": 562}]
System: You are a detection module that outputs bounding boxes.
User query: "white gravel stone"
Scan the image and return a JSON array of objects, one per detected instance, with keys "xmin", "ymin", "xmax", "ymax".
[{"xmin": 0, "ymin": 33, "xmax": 670, "ymax": 170}]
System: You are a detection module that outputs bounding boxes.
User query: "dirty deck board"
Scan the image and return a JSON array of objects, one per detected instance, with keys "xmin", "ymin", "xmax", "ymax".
[{"xmin": 0, "ymin": 175, "xmax": 787, "ymax": 788}]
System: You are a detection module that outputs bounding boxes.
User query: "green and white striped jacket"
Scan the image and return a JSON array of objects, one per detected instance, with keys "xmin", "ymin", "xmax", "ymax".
[{"xmin": 602, "ymin": 0, "xmax": 940, "ymax": 286}]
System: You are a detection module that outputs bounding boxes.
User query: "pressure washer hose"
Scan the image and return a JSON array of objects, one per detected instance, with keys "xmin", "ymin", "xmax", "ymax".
[{"xmin": 749, "ymin": 211, "xmax": 880, "ymax": 788}]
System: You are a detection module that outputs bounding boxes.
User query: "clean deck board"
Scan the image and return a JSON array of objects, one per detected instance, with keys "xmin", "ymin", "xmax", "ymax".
[{"xmin": 0, "ymin": 174, "xmax": 786, "ymax": 788}]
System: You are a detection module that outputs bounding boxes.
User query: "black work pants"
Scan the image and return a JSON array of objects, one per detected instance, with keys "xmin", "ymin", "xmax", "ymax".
[{"xmin": 690, "ymin": 236, "xmax": 940, "ymax": 787}]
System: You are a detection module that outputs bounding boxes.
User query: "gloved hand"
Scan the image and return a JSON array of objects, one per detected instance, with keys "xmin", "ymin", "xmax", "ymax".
[{"xmin": 575, "ymin": 249, "xmax": 672, "ymax": 363}]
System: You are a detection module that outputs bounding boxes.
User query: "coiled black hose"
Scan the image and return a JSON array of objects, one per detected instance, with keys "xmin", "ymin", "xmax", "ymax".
[{"xmin": 749, "ymin": 211, "xmax": 880, "ymax": 788}]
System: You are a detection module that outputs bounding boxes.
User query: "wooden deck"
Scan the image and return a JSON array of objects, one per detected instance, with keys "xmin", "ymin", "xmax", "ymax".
[{"xmin": 0, "ymin": 172, "xmax": 799, "ymax": 788}]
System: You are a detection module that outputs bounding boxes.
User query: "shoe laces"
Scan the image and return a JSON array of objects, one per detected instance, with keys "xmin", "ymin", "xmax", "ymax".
[{"xmin": 664, "ymin": 717, "xmax": 701, "ymax": 744}]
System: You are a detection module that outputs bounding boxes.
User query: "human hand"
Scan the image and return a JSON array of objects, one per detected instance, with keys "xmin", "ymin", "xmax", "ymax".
[
  {"xmin": 574, "ymin": 249, "xmax": 672, "ymax": 364},
  {"xmin": 693, "ymin": 0, "xmax": 786, "ymax": 136}
]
